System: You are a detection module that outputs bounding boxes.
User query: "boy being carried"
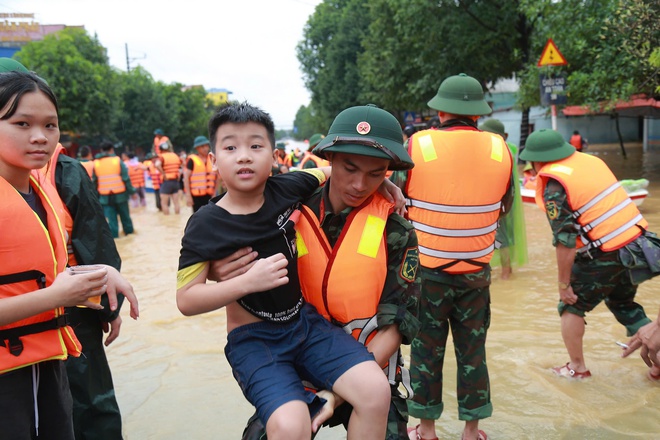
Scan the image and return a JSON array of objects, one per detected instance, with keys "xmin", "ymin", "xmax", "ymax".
[{"xmin": 176, "ymin": 103, "xmax": 391, "ymax": 440}]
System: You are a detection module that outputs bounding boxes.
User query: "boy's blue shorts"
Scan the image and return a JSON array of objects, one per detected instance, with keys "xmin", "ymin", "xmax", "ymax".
[{"xmin": 225, "ymin": 303, "xmax": 375, "ymax": 426}]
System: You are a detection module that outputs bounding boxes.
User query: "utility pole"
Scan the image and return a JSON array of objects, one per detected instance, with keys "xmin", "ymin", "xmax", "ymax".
[{"xmin": 125, "ymin": 44, "xmax": 146, "ymax": 72}]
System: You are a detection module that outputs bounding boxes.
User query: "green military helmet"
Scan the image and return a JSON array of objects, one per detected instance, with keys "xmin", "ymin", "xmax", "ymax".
[
  {"xmin": 313, "ymin": 104, "xmax": 414, "ymax": 171},
  {"xmin": 275, "ymin": 142, "xmax": 286, "ymax": 150},
  {"xmin": 308, "ymin": 133, "xmax": 325, "ymax": 148},
  {"xmin": 480, "ymin": 119, "xmax": 506, "ymax": 137},
  {"xmin": 427, "ymin": 73, "xmax": 492, "ymax": 116},
  {"xmin": 154, "ymin": 128, "xmax": 164, "ymax": 135},
  {"xmin": 193, "ymin": 135, "xmax": 210, "ymax": 149},
  {"xmin": 519, "ymin": 129, "xmax": 575, "ymax": 162},
  {"xmin": 0, "ymin": 58, "xmax": 29, "ymax": 73}
]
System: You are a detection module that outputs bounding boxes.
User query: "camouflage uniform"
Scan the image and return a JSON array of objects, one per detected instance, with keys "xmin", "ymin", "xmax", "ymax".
[
  {"xmin": 242, "ymin": 184, "xmax": 421, "ymax": 440},
  {"xmin": 391, "ymin": 140, "xmax": 512, "ymax": 423},
  {"xmin": 408, "ymin": 267, "xmax": 493, "ymax": 421},
  {"xmin": 544, "ymin": 179, "xmax": 652, "ymax": 334},
  {"xmin": 306, "ymin": 184, "xmax": 421, "ymax": 439}
]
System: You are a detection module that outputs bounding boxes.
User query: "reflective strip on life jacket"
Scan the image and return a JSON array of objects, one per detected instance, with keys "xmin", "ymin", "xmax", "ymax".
[
  {"xmin": 95, "ymin": 156, "xmax": 126, "ymax": 195},
  {"xmin": 405, "ymin": 129, "xmax": 512, "ymax": 273}
]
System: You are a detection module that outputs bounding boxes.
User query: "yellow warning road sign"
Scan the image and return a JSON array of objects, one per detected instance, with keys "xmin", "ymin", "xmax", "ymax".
[{"xmin": 537, "ymin": 38, "xmax": 567, "ymax": 67}]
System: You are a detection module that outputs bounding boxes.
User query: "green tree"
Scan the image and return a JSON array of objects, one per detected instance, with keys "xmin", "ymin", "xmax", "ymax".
[
  {"xmin": 297, "ymin": 0, "xmax": 372, "ymax": 128},
  {"xmin": 293, "ymin": 104, "xmax": 324, "ymax": 141},
  {"xmin": 113, "ymin": 67, "xmax": 168, "ymax": 152},
  {"xmin": 15, "ymin": 28, "xmax": 120, "ymax": 138}
]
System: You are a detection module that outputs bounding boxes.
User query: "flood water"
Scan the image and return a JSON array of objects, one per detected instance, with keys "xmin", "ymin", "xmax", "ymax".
[{"xmin": 108, "ymin": 143, "xmax": 659, "ymax": 439}]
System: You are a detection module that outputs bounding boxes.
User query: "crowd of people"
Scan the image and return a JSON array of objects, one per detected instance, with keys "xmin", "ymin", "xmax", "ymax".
[{"xmin": 1, "ymin": 55, "xmax": 658, "ymax": 440}]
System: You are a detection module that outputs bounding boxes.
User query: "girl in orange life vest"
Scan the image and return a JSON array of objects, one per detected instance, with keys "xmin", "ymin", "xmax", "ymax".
[{"xmin": 0, "ymin": 70, "xmax": 139, "ymax": 439}]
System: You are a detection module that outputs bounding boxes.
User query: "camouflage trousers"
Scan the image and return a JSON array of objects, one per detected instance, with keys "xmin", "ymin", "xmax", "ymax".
[
  {"xmin": 408, "ymin": 277, "xmax": 493, "ymax": 422},
  {"xmin": 562, "ymin": 249, "xmax": 652, "ymax": 336}
]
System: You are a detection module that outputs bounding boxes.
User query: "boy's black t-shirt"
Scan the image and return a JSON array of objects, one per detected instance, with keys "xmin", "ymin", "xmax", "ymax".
[{"xmin": 178, "ymin": 171, "xmax": 321, "ymax": 323}]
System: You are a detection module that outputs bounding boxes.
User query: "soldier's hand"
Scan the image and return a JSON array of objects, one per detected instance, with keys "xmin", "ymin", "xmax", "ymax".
[{"xmin": 559, "ymin": 285, "xmax": 577, "ymax": 305}]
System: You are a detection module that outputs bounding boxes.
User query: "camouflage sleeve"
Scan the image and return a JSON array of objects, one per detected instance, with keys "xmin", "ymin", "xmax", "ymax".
[
  {"xmin": 544, "ymin": 178, "xmax": 578, "ymax": 248},
  {"xmin": 388, "ymin": 169, "xmax": 408, "ymax": 192},
  {"xmin": 377, "ymin": 213, "xmax": 421, "ymax": 345}
]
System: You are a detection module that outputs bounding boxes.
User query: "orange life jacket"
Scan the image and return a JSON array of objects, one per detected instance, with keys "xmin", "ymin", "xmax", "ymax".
[
  {"xmin": 296, "ymin": 193, "xmax": 409, "ymax": 391},
  {"xmin": 94, "ymin": 156, "xmax": 126, "ymax": 195},
  {"xmin": 0, "ymin": 174, "xmax": 82, "ymax": 373},
  {"xmin": 405, "ymin": 129, "xmax": 512, "ymax": 273},
  {"xmin": 299, "ymin": 152, "xmax": 329, "ymax": 168},
  {"xmin": 80, "ymin": 160, "xmax": 94, "ymax": 178},
  {"xmin": 569, "ymin": 134, "xmax": 583, "ymax": 151},
  {"xmin": 160, "ymin": 152, "xmax": 181, "ymax": 180},
  {"xmin": 188, "ymin": 154, "xmax": 216, "ymax": 196},
  {"xmin": 536, "ymin": 152, "xmax": 646, "ymax": 253},
  {"xmin": 153, "ymin": 135, "xmax": 170, "ymax": 156},
  {"xmin": 126, "ymin": 161, "xmax": 145, "ymax": 188},
  {"xmin": 144, "ymin": 160, "xmax": 162, "ymax": 190},
  {"xmin": 40, "ymin": 145, "xmax": 78, "ymax": 265}
]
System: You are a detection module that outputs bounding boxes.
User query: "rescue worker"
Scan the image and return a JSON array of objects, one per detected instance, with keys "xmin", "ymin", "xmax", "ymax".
[
  {"xmin": 272, "ymin": 142, "xmax": 290, "ymax": 175},
  {"xmin": 44, "ymin": 144, "xmax": 128, "ymax": 440},
  {"xmin": 299, "ymin": 133, "xmax": 329, "ymax": 169},
  {"xmin": 391, "ymin": 73, "xmax": 514, "ymax": 440},
  {"xmin": 479, "ymin": 118, "xmax": 528, "ymax": 280},
  {"xmin": 519, "ymin": 128, "xmax": 655, "ymax": 380},
  {"xmin": 569, "ymin": 130, "xmax": 588, "ymax": 152},
  {"xmin": 183, "ymin": 135, "xmax": 218, "ymax": 213},
  {"xmin": 143, "ymin": 153, "xmax": 163, "ymax": 211},
  {"xmin": 155, "ymin": 141, "xmax": 182, "ymax": 215},
  {"xmin": 288, "ymin": 147, "xmax": 304, "ymax": 169},
  {"xmin": 237, "ymin": 104, "xmax": 421, "ymax": 440},
  {"xmin": 153, "ymin": 128, "xmax": 171, "ymax": 156},
  {"xmin": 125, "ymin": 152, "xmax": 147, "ymax": 208},
  {"xmin": 93, "ymin": 141, "xmax": 136, "ymax": 238},
  {"xmin": 78, "ymin": 145, "xmax": 95, "ymax": 178}
]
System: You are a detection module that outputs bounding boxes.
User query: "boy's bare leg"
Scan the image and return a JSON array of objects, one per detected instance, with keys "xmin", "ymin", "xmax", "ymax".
[
  {"xmin": 266, "ymin": 400, "xmax": 311, "ymax": 440},
  {"xmin": 331, "ymin": 360, "xmax": 390, "ymax": 440}
]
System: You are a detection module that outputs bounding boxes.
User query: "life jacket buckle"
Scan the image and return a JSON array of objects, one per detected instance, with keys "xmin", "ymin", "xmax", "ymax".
[{"xmin": 8, "ymin": 336, "xmax": 23, "ymax": 356}]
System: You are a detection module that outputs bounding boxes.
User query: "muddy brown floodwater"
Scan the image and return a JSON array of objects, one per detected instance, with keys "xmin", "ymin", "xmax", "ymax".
[{"xmin": 108, "ymin": 143, "xmax": 659, "ymax": 439}]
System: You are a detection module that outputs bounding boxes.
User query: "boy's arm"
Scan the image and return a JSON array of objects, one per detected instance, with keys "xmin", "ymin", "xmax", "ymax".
[{"xmin": 176, "ymin": 253, "xmax": 290, "ymax": 316}]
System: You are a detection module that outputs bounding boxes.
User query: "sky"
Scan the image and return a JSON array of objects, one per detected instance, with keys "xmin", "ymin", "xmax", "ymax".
[{"xmin": 1, "ymin": 0, "xmax": 324, "ymax": 130}]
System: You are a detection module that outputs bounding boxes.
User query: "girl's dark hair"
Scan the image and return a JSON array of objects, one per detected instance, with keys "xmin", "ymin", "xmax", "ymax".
[
  {"xmin": 0, "ymin": 71, "xmax": 58, "ymax": 120},
  {"xmin": 208, "ymin": 102, "xmax": 275, "ymax": 150}
]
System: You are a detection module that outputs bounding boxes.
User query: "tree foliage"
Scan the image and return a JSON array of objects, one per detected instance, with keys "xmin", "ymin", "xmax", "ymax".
[
  {"xmin": 16, "ymin": 28, "xmax": 120, "ymax": 137},
  {"xmin": 297, "ymin": 0, "xmax": 372, "ymax": 128},
  {"xmin": 14, "ymin": 28, "xmax": 214, "ymax": 154},
  {"xmin": 299, "ymin": 0, "xmax": 659, "ymax": 133}
]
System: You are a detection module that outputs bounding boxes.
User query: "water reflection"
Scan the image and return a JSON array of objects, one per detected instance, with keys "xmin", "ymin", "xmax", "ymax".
[{"xmin": 108, "ymin": 144, "xmax": 659, "ymax": 439}]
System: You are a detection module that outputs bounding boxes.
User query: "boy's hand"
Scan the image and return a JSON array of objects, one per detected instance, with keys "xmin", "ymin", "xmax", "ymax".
[
  {"xmin": 244, "ymin": 253, "xmax": 289, "ymax": 291},
  {"xmin": 208, "ymin": 247, "xmax": 258, "ymax": 282},
  {"xmin": 378, "ymin": 178, "xmax": 407, "ymax": 216},
  {"xmin": 311, "ymin": 390, "xmax": 337, "ymax": 433}
]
